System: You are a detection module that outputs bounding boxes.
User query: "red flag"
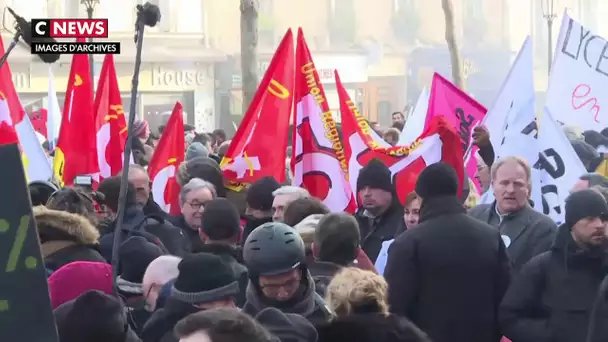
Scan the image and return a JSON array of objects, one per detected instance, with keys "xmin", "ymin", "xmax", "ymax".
[
  {"xmin": 291, "ymin": 28, "xmax": 355, "ymax": 213},
  {"xmin": 148, "ymin": 102, "xmax": 185, "ymax": 215},
  {"xmin": 220, "ymin": 29, "xmax": 294, "ymax": 190},
  {"xmin": 425, "ymin": 73, "xmax": 487, "ymax": 192},
  {"xmin": 94, "ymin": 54, "xmax": 127, "ymax": 179},
  {"xmin": 0, "ymin": 38, "xmax": 22, "ymax": 146},
  {"xmin": 29, "ymin": 109, "xmax": 48, "ymax": 137},
  {"xmin": 337, "ymin": 71, "xmax": 464, "ymax": 204},
  {"xmin": 54, "ymin": 37, "xmax": 98, "ymax": 186}
]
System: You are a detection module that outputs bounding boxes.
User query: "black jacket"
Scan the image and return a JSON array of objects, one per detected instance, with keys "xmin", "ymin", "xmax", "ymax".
[
  {"xmin": 384, "ymin": 195, "xmax": 512, "ymax": 342},
  {"xmin": 192, "ymin": 243, "xmax": 248, "ymax": 307},
  {"xmin": 142, "ymin": 298, "xmax": 199, "ymax": 342},
  {"xmin": 499, "ymin": 224, "xmax": 608, "ymax": 342},
  {"xmin": 167, "ymin": 214, "xmax": 205, "ymax": 253},
  {"xmin": 240, "ymin": 215, "xmax": 273, "ymax": 245},
  {"xmin": 34, "ymin": 205, "xmax": 106, "ymax": 272},
  {"xmin": 308, "ymin": 260, "xmax": 343, "ymax": 298},
  {"xmin": 355, "ymin": 202, "xmax": 405, "ymax": 263}
]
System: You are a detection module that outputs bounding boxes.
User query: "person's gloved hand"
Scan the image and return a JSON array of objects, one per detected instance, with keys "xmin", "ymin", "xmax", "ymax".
[{"xmin": 472, "ymin": 126, "xmax": 491, "ymax": 148}]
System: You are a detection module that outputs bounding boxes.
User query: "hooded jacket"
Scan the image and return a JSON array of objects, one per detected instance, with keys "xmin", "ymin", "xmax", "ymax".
[
  {"xmin": 34, "ymin": 205, "xmax": 106, "ymax": 271},
  {"xmin": 242, "ymin": 270, "xmax": 332, "ymax": 327},
  {"xmin": 499, "ymin": 224, "xmax": 608, "ymax": 342}
]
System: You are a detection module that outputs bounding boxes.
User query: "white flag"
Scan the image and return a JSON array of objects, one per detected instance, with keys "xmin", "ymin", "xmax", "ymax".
[
  {"xmin": 47, "ymin": 66, "xmax": 62, "ymax": 150},
  {"xmin": 546, "ymin": 12, "xmax": 608, "ymax": 130},
  {"xmin": 398, "ymin": 87, "xmax": 429, "ymax": 146},
  {"xmin": 14, "ymin": 115, "xmax": 53, "ymax": 182}
]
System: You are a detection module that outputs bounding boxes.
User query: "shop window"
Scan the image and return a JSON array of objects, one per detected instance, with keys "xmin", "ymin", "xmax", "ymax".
[{"xmin": 377, "ymin": 100, "xmax": 392, "ymax": 127}]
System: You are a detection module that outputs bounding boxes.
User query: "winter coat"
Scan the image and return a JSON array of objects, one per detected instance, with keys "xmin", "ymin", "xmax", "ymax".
[
  {"xmin": 192, "ymin": 243, "xmax": 248, "ymax": 307},
  {"xmin": 34, "ymin": 205, "xmax": 106, "ymax": 272},
  {"xmin": 355, "ymin": 203, "xmax": 406, "ymax": 263},
  {"xmin": 317, "ymin": 313, "xmax": 431, "ymax": 342},
  {"xmin": 469, "ymin": 202, "xmax": 557, "ymax": 272},
  {"xmin": 167, "ymin": 214, "xmax": 205, "ymax": 253},
  {"xmin": 242, "ymin": 270, "xmax": 332, "ymax": 327},
  {"xmin": 308, "ymin": 260, "xmax": 343, "ymax": 297},
  {"xmin": 240, "ymin": 215, "xmax": 273, "ymax": 245},
  {"xmin": 385, "ymin": 195, "xmax": 512, "ymax": 342},
  {"xmin": 499, "ymin": 224, "xmax": 608, "ymax": 342},
  {"xmin": 142, "ymin": 297, "xmax": 199, "ymax": 342}
]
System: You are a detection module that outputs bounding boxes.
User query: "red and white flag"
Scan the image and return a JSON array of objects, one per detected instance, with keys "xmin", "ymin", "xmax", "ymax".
[
  {"xmin": 337, "ymin": 71, "xmax": 465, "ymax": 203},
  {"xmin": 148, "ymin": 102, "xmax": 185, "ymax": 215},
  {"xmin": 221, "ymin": 29, "xmax": 294, "ymax": 190},
  {"xmin": 291, "ymin": 28, "xmax": 356, "ymax": 213},
  {"xmin": 94, "ymin": 54, "xmax": 128, "ymax": 179}
]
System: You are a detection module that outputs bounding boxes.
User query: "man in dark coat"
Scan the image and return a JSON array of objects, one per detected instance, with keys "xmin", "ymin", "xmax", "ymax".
[
  {"xmin": 500, "ymin": 189, "xmax": 608, "ymax": 342},
  {"xmin": 354, "ymin": 159, "xmax": 405, "ymax": 263},
  {"xmin": 384, "ymin": 162, "xmax": 512, "ymax": 342},
  {"xmin": 241, "ymin": 176, "xmax": 280, "ymax": 244},
  {"xmin": 469, "ymin": 156, "xmax": 557, "ymax": 271}
]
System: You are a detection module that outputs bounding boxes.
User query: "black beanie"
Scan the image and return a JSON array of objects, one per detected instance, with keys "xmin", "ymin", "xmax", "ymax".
[
  {"xmin": 172, "ymin": 253, "xmax": 239, "ymax": 305},
  {"xmin": 201, "ymin": 198, "xmax": 241, "ymax": 240},
  {"xmin": 56, "ymin": 290, "xmax": 128, "ymax": 342},
  {"xmin": 247, "ymin": 176, "xmax": 281, "ymax": 211},
  {"xmin": 118, "ymin": 236, "xmax": 164, "ymax": 292},
  {"xmin": 415, "ymin": 162, "xmax": 459, "ymax": 199},
  {"xmin": 256, "ymin": 307, "xmax": 318, "ymax": 342},
  {"xmin": 565, "ymin": 189, "xmax": 608, "ymax": 227},
  {"xmin": 356, "ymin": 159, "xmax": 393, "ymax": 193}
]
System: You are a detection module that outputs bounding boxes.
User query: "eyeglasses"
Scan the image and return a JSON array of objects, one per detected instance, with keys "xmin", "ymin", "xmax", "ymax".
[{"xmin": 187, "ymin": 201, "xmax": 206, "ymax": 210}]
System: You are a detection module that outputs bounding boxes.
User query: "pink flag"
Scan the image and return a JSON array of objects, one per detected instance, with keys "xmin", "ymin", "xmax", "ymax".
[{"xmin": 425, "ymin": 73, "xmax": 487, "ymax": 192}]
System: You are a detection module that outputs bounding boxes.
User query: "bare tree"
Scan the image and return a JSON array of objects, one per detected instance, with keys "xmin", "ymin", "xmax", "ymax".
[
  {"xmin": 240, "ymin": 0, "xmax": 259, "ymax": 114},
  {"xmin": 441, "ymin": 0, "xmax": 465, "ymax": 89}
]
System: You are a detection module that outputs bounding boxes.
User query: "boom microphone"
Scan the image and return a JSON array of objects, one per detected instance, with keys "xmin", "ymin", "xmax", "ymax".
[{"xmin": 6, "ymin": 7, "xmax": 60, "ymax": 64}]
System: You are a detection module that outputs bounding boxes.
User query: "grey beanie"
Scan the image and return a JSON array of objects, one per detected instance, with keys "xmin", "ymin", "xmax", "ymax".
[{"xmin": 186, "ymin": 142, "xmax": 209, "ymax": 161}]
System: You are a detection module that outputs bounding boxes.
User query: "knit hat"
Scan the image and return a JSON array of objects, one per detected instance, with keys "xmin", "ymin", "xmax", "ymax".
[
  {"xmin": 55, "ymin": 290, "xmax": 129, "ymax": 342},
  {"xmin": 177, "ymin": 156, "xmax": 226, "ymax": 197},
  {"xmin": 186, "ymin": 142, "xmax": 210, "ymax": 161},
  {"xmin": 256, "ymin": 307, "xmax": 318, "ymax": 342},
  {"xmin": 171, "ymin": 253, "xmax": 239, "ymax": 304},
  {"xmin": 247, "ymin": 176, "xmax": 281, "ymax": 211},
  {"xmin": 133, "ymin": 120, "xmax": 149, "ymax": 139},
  {"xmin": 415, "ymin": 162, "xmax": 459, "ymax": 199},
  {"xmin": 565, "ymin": 189, "xmax": 608, "ymax": 227},
  {"xmin": 117, "ymin": 236, "xmax": 164, "ymax": 294},
  {"xmin": 201, "ymin": 198, "xmax": 241, "ymax": 240},
  {"xmin": 356, "ymin": 159, "xmax": 393, "ymax": 193},
  {"xmin": 571, "ymin": 140, "xmax": 600, "ymax": 171},
  {"xmin": 48, "ymin": 261, "xmax": 113, "ymax": 309}
]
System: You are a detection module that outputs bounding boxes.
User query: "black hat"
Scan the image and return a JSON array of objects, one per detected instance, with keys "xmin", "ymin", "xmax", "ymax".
[
  {"xmin": 247, "ymin": 176, "xmax": 281, "ymax": 211},
  {"xmin": 201, "ymin": 198, "xmax": 241, "ymax": 240},
  {"xmin": 118, "ymin": 236, "xmax": 164, "ymax": 293},
  {"xmin": 244, "ymin": 222, "xmax": 306, "ymax": 276},
  {"xmin": 415, "ymin": 162, "xmax": 459, "ymax": 199},
  {"xmin": 256, "ymin": 307, "xmax": 318, "ymax": 342},
  {"xmin": 356, "ymin": 159, "xmax": 393, "ymax": 193},
  {"xmin": 172, "ymin": 253, "xmax": 239, "ymax": 305},
  {"xmin": 56, "ymin": 290, "xmax": 129, "ymax": 342},
  {"xmin": 565, "ymin": 189, "xmax": 608, "ymax": 227}
]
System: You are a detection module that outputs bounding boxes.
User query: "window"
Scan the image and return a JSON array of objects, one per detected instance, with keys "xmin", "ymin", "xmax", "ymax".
[
  {"xmin": 97, "ymin": 0, "xmax": 137, "ymax": 32},
  {"xmin": 393, "ymin": 0, "xmax": 414, "ymax": 13},
  {"xmin": 463, "ymin": 0, "xmax": 483, "ymax": 21},
  {"xmin": 258, "ymin": 0, "xmax": 275, "ymax": 47},
  {"xmin": 329, "ymin": 0, "xmax": 356, "ymax": 46},
  {"xmin": 173, "ymin": 0, "xmax": 205, "ymax": 33}
]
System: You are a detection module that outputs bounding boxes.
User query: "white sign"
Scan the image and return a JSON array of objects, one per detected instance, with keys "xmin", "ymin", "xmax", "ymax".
[
  {"xmin": 313, "ymin": 55, "xmax": 368, "ymax": 84},
  {"xmin": 398, "ymin": 87, "xmax": 429, "ymax": 146},
  {"xmin": 546, "ymin": 13, "xmax": 608, "ymax": 130}
]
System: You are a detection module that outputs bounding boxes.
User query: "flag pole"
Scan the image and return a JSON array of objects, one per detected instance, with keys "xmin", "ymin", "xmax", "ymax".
[{"xmin": 110, "ymin": 2, "xmax": 161, "ymax": 293}]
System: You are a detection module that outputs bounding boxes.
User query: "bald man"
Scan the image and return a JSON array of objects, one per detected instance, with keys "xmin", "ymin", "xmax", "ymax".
[
  {"xmin": 142, "ymin": 255, "xmax": 182, "ymax": 311},
  {"xmin": 125, "ymin": 164, "xmax": 170, "ymax": 219}
]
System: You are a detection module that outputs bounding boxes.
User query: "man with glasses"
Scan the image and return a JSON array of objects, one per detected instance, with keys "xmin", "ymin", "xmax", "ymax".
[{"xmin": 171, "ymin": 178, "xmax": 217, "ymax": 252}]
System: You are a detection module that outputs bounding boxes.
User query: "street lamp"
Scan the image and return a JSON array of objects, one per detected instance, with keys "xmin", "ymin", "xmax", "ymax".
[
  {"xmin": 81, "ymin": 0, "xmax": 99, "ymax": 86},
  {"xmin": 540, "ymin": 0, "xmax": 557, "ymax": 75}
]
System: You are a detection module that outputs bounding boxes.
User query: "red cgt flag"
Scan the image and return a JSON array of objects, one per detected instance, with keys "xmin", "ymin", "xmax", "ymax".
[
  {"xmin": 148, "ymin": 102, "xmax": 185, "ymax": 215},
  {"xmin": 291, "ymin": 28, "xmax": 356, "ymax": 213},
  {"xmin": 337, "ymin": 71, "xmax": 465, "ymax": 204},
  {"xmin": 94, "ymin": 54, "xmax": 128, "ymax": 179},
  {"xmin": 54, "ymin": 37, "xmax": 99, "ymax": 186},
  {"xmin": 0, "ymin": 38, "xmax": 22, "ymax": 146},
  {"xmin": 220, "ymin": 29, "xmax": 295, "ymax": 190}
]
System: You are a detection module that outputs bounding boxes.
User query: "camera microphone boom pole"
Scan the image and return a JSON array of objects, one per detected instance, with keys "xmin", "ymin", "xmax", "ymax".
[
  {"xmin": 110, "ymin": 2, "xmax": 161, "ymax": 293},
  {"xmin": 0, "ymin": 27, "xmax": 22, "ymax": 68}
]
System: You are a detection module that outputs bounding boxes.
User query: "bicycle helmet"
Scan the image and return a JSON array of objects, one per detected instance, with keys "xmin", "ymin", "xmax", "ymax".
[
  {"xmin": 243, "ymin": 222, "xmax": 306, "ymax": 276},
  {"xmin": 28, "ymin": 180, "xmax": 60, "ymax": 206}
]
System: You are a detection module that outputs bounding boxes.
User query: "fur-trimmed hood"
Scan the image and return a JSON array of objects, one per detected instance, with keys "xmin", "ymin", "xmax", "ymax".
[{"xmin": 34, "ymin": 205, "xmax": 100, "ymax": 245}]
